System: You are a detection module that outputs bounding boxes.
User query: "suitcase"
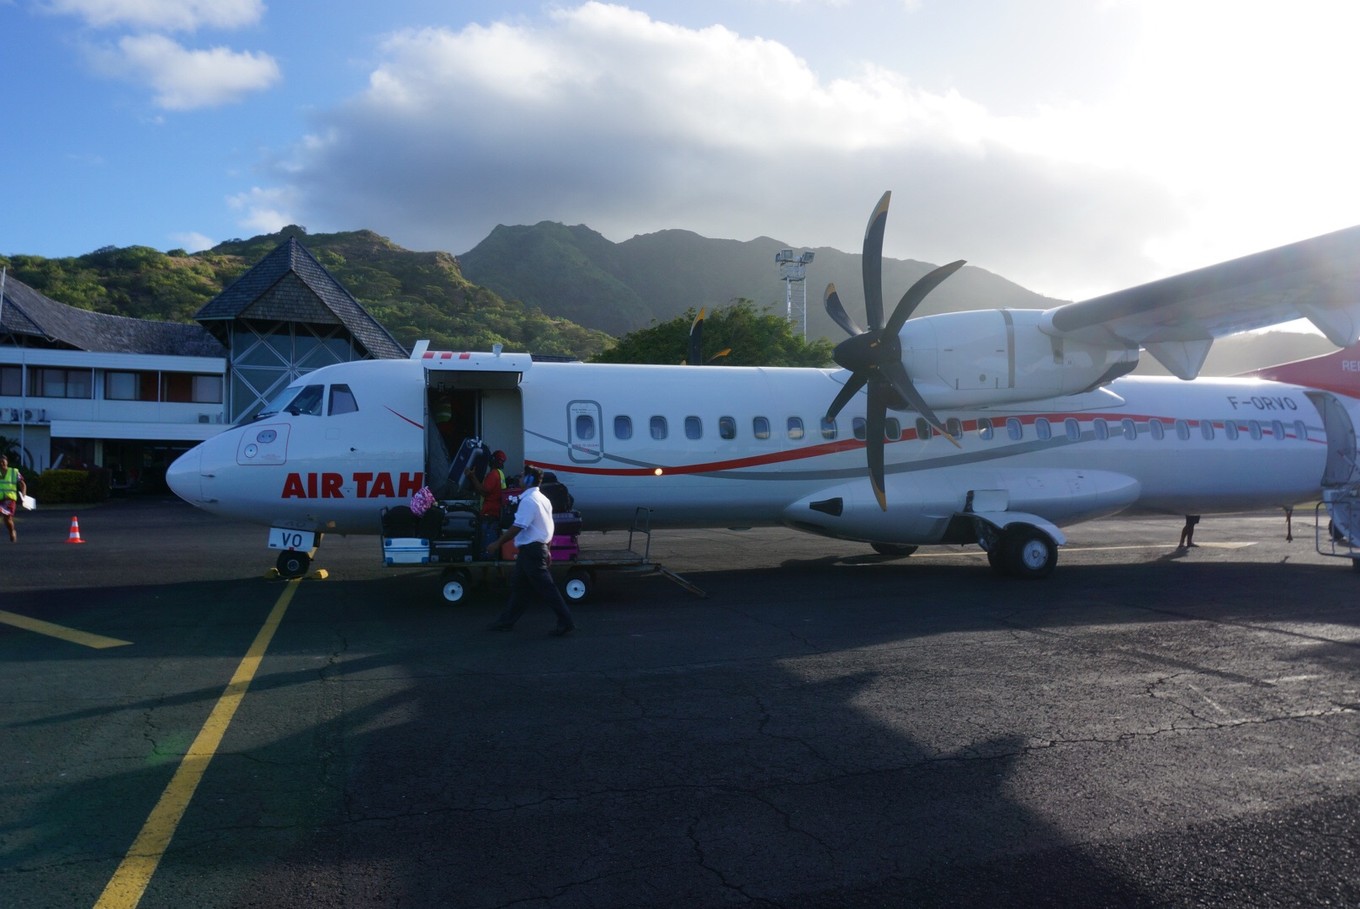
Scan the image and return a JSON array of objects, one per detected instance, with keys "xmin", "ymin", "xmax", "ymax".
[{"xmin": 448, "ymin": 437, "xmax": 491, "ymax": 493}]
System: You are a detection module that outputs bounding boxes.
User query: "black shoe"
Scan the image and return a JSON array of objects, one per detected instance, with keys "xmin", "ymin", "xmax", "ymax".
[
  {"xmin": 549, "ymin": 625, "xmax": 575, "ymax": 637},
  {"xmin": 486, "ymin": 622, "xmax": 514, "ymax": 632}
]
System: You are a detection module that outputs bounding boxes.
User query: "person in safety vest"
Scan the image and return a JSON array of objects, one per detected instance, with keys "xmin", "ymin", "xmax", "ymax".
[{"xmin": 0, "ymin": 453, "xmax": 28, "ymax": 543}]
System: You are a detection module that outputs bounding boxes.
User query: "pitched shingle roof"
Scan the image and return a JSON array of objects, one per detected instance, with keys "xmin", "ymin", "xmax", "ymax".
[
  {"xmin": 196, "ymin": 237, "xmax": 407, "ymax": 358},
  {"xmin": 0, "ymin": 273, "xmax": 225, "ymax": 356}
]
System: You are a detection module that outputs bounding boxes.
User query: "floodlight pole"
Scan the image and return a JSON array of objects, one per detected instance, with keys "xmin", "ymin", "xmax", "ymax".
[{"xmin": 775, "ymin": 249, "xmax": 815, "ymax": 341}]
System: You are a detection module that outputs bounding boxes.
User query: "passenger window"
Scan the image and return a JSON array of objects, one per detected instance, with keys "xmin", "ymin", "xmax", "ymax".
[
  {"xmin": 1201, "ymin": 420, "xmax": 1215, "ymax": 440},
  {"xmin": 575, "ymin": 413, "xmax": 596, "ymax": 441},
  {"xmin": 1094, "ymin": 418, "xmax": 1109, "ymax": 440},
  {"xmin": 852, "ymin": 417, "xmax": 867, "ymax": 441},
  {"xmin": 719, "ymin": 416, "xmax": 736, "ymax": 440},
  {"xmin": 1121, "ymin": 418, "xmax": 1137, "ymax": 440},
  {"xmin": 885, "ymin": 418, "xmax": 901, "ymax": 441},
  {"xmin": 614, "ymin": 415, "xmax": 633, "ymax": 440},
  {"xmin": 978, "ymin": 417, "xmax": 994, "ymax": 441},
  {"xmin": 1065, "ymin": 418, "xmax": 1080, "ymax": 441},
  {"xmin": 329, "ymin": 384, "xmax": 358, "ymax": 415},
  {"xmin": 1272, "ymin": 420, "xmax": 1285, "ymax": 441},
  {"xmin": 1149, "ymin": 419, "xmax": 1165, "ymax": 441},
  {"xmin": 1036, "ymin": 418, "xmax": 1052, "ymax": 441},
  {"xmin": 946, "ymin": 418, "xmax": 963, "ymax": 439},
  {"xmin": 685, "ymin": 416, "xmax": 702, "ymax": 440},
  {"xmin": 1006, "ymin": 417, "xmax": 1023, "ymax": 441},
  {"xmin": 1249, "ymin": 420, "xmax": 1263, "ymax": 441},
  {"xmin": 820, "ymin": 417, "xmax": 837, "ymax": 440},
  {"xmin": 787, "ymin": 417, "xmax": 805, "ymax": 440},
  {"xmin": 1175, "ymin": 419, "xmax": 1191, "ymax": 440},
  {"xmin": 650, "ymin": 416, "xmax": 668, "ymax": 440},
  {"xmin": 917, "ymin": 417, "xmax": 932, "ymax": 441},
  {"xmin": 1225, "ymin": 421, "xmax": 1240, "ymax": 440},
  {"xmin": 1295, "ymin": 420, "xmax": 1308, "ymax": 442}
]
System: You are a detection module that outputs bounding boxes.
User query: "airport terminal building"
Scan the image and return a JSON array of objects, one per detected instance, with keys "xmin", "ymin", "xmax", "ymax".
[{"xmin": 0, "ymin": 239, "xmax": 406, "ymax": 490}]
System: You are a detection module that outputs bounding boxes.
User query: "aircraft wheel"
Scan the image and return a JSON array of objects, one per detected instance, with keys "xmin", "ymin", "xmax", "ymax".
[
  {"xmin": 276, "ymin": 550, "xmax": 310, "ymax": 579},
  {"xmin": 562, "ymin": 569, "xmax": 593, "ymax": 604},
  {"xmin": 870, "ymin": 542, "xmax": 918, "ymax": 558},
  {"xmin": 1001, "ymin": 527, "xmax": 1057, "ymax": 579},
  {"xmin": 442, "ymin": 569, "xmax": 472, "ymax": 604}
]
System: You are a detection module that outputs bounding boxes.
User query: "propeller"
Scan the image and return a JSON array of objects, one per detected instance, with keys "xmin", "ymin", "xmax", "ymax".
[
  {"xmin": 684, "ymin": 308, "xmax": 731, "ymax": 365},
  {"xmin": 824, "ymin": 190, "xmax": 966, "ymax": 510}
]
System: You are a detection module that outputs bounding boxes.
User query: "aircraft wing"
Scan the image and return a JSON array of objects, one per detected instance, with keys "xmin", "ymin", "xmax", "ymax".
[{"xmin": 1040, "ymin": 224, "xmax": 1360, "ymax": 378}]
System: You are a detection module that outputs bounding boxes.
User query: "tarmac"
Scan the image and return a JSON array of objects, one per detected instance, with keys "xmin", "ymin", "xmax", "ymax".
[{"xmin": 1, "ymin": 498, "xmax": 1358, "ymax": 908}]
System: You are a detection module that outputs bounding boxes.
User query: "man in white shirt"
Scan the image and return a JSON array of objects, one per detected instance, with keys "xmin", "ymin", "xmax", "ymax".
[{"xmin": 485, "ymin": 466, "xmax": 575, "ymax": 636}]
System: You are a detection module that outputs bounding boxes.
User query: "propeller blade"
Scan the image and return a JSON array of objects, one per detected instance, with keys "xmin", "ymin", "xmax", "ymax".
[
  {"xmin": 708, "ymin": 348, "xmax": 732, "ymax": 363},
  {"xmin": 686, "ymin": 308, "xmax": 705, "ymax": 365},
  {"xmin": 884, "ymin": 260, "xmax": 967, "ymax": 337},
  {"xmin": 884, "ymin": 360, "xmax": 961, "ymax": 449},
  {"xmin": 862, "ymin": 191, "xmax": 891, "ymax": 331},
  {"xmin": 824, "ymin": 284, "xmax": 864, "ymax": 337},
  {"xmin": 866, "ymin": 381, "xmax": 889, "ymax": 511},
  {"xmin": 825, "ymin": 372, "xmax": 867, "ymax": 421}
]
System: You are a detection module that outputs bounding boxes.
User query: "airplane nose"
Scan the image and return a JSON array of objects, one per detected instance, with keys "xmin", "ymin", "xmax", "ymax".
[{"xmin": 166, "ymin": 446, "xmax": 201, "ymax": 503}]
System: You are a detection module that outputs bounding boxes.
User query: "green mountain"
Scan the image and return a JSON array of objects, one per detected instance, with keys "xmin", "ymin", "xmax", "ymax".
[
  {"xmin": 459, "ymin": 221, "xmax": 1065, "ymax": 340},
  {"xmin": 1, "ymin": 227, "xmax": 615, "ymax": 360}
]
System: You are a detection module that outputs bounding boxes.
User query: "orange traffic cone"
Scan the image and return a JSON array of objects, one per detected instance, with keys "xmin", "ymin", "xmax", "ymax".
[{"xmin": 66, "ymin": 515, "xmax": 86, "ymax": 544}]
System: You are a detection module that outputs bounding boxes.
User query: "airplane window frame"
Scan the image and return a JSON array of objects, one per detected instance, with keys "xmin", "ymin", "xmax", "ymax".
[
  {"xmin": 1175, "ymin": 419, "xmax": 1191, "ymax": 441},
  {"xmin": 1064, "ymin": 418, "xmax": 1080, "ymax": 441},
  {"xmin": 978, "ymin": 417, "xmax": 994, "ymax": 441},
  {"xmin": 1149, "ymin": 419, "xmax": 1165, "ymax": 441},
  {"xmin": 575, "ymin": 413, "xmax": 597, "ymax": 441},
  {"xmin": 946, "ymin": 417, "xmax": 963, "ymax": 439},
  {"xmin": 1295, "ymin": 420, "xmax": 1309, "ymax": 442},
  {"xmin": 885, "ymin": 417, "xmax": 902, "ymax": 441},
  {"xmin": 685, "ymin": 415, "xmax": 702, "ymax": 440},
  {"xmin": 719, "ymin": 415, "xmax": 737, "ymax": 440},
  {"xmin": 1036, "ymin": 418, "xmax": 1052, "ymax": 441},
  {"xmin": 1271, "ymin": 420, "xmax": 1285, "ymax": 441},
  {"xmin": 1225, "ymin": 421, "xmax": 1240, "ymax": 440},
  {"xmin": 650, "ymin": 415, "xmax": 668, "ymax": 440},
  {"xmin": 852, "ymin": 417, "xmax": 867, "ymax": 441},
  {"xmin": 614, "ymin": 415, "xmax": 633, "ymax": 440},
  {"xmin": 1006, "ymin": 417, "xmax": 1023, "ymax": 441},
  {"xmin": 1121, "ymin": 418, "xmax": 1138, "ymax": 441},
  {"xmin": 787, "ymin": 417, "xmax": 805, "ymax": 441},
  {"xmin": 1093, "ymin": 418, "xmax": 1109, "ymax": 440},
  {"xmin": 753, "ymin": 416, "xmax": 771, "ymax": 440},
  {"xmin": 917, "ymin": 417, "xmax": 932, "ymax": 441},
  {"xmin": 820, "ymin": 417, "xmax": 837, "ymax": 440},
  {"xmin": 1248, "ymin": 420, "xmax": 1263, "ymax": 441},
  {"xmin": 1201, "ymin": 420, "xmax": 1215, "ymax": 441},
  {"xmin": 328, "ymin": 383, "xmax": 358, "ymax": 416}
]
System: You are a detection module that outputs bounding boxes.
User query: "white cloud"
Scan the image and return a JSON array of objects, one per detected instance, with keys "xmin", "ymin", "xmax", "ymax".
[
  {"xmin": 42, "ymin": 0, "xmax": 265, "ymax": 32},
  {"xmin": 107, "ymin": 33, "xmax": 280, "ymax": 109},
  {"xmin": 227, "ymin": 185, "xmax": 300, "ymax": 235},
  {"xmin": 169, "ymin": 230, "xmax": 216, "ymax": 252}
]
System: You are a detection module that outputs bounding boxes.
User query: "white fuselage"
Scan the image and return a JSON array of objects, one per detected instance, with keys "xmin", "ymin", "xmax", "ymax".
[{"xmin": 165, "ymin": 356, "xmax": 1349, "ymax": 548}]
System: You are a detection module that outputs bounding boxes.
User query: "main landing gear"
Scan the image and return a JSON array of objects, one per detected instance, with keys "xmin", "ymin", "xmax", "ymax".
[{"xmin": 983, "ymin": 525, "xmax": 1058, "ymax": 579}]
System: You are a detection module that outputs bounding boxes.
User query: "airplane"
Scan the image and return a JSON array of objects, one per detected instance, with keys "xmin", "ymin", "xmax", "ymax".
[{"xmin": 165, "ymin": 192, "xmax": 1360, "ymax": 582}]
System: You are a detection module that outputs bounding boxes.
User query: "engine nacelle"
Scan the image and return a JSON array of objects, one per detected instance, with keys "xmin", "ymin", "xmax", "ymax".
[{"xmin": 899, "ymin": 309, "xmax": 1138, "ymax": 409}]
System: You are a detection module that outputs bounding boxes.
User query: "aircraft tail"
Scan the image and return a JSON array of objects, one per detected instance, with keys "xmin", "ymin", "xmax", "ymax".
[{"xmin": 1243, "ymin": 340, "xmax": 1360, "ymax": 398}]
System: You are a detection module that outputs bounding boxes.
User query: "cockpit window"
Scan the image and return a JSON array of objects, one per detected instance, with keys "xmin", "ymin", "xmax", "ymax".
[
  {"xmin": 329, "ymin": 384, "xmax": 358, "ymax": 415},
  {"xmin": 257, "ymin": 383, "xmax": 324, "ymax": 419}
]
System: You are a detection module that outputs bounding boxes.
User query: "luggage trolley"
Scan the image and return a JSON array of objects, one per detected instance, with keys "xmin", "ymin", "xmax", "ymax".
[{"xmin": 380, "ymin": 504, "xmax": 706, "ymax": 604}]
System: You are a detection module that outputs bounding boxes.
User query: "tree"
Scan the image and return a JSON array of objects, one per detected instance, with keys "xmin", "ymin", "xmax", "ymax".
[{"xmin": 591, "ymin": 300, "xmax": 834, "ymax": 367}]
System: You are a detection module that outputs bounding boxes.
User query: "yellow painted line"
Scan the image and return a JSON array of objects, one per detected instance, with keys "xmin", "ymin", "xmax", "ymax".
[
  {"xmin": 94, "ymin": 579, "xmax": 300, "ymax": 909},
  {"xmin": 0, "ymin": 609, "xmax": 132, "ymax": 649}
]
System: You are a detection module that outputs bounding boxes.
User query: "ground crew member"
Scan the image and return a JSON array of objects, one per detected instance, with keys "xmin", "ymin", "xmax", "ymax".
[{"xmin": 0, "ymin": 454, "xmax": 28, "ymax": 543}]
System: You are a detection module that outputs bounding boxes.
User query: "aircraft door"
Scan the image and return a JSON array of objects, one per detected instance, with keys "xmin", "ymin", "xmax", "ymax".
[
  {"xmin": 567, "ymin": 400, "xmax": 603, "ymax": 463},
  {"xmin": 1308, "ymin": 391, "xmax": 1358, "ymax": 488}
]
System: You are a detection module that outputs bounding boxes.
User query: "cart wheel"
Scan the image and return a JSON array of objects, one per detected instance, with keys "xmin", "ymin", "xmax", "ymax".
[
  {"xmin": 276, "ymin": 550, "xmax": 310, "ymax": 579},
  {"xmin": 562, "ymin": 569, "xmax": 593, "ymax": 603},
  {"xmin": 442, "ymin": 569, "xmax": 471, "ymax": 604}
]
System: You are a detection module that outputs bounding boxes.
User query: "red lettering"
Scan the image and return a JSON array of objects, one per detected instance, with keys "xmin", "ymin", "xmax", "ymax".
[
  {"xmin": 321, "ymin": 473, "xmax": 343, "ymax": 497},
  {"xmin": 398, "ymin": 472, "xmax": 424, "ymax": 496},
  {"xmin": 307, "ymin": 473, "xmax": 318, "ymax": 497},
  {"xmin": 282, "ymin": 473, "xmax": 306, "ymax": 498},
  {"xmin": 353, "ymin": 472, "xmax": 374, "ymax": 497},
  {"xmin": 370, "ymin": 472, "xmax": 395, "ymax": 498}
]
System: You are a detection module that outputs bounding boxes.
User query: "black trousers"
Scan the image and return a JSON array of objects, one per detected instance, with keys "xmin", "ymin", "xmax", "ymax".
[{"xmin": 496, "ymin": 542, "xmax": 574, "ymax": 629}]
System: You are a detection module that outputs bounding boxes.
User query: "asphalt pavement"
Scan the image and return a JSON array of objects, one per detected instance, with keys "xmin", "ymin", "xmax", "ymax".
[{"xmin": 1, "ymin": 498, "xmax": 1358, "ymax": 908}]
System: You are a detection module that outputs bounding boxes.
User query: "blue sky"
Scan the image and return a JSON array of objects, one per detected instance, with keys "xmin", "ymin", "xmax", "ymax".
[{"xmin": 5, "ymin": 0, "xmax": 1360, "ymax": 301}]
